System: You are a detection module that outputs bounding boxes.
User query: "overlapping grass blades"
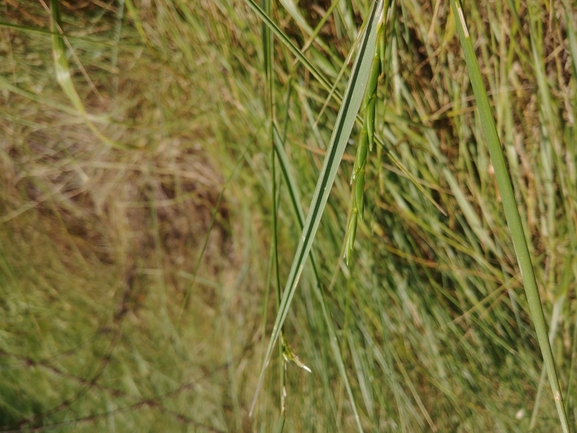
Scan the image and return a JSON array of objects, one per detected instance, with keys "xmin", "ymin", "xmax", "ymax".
[
  {"xmin": 250, "ymin": 0, "xmax": 385, "ymax": 415},
  {"xmin": 271, "ymin": 124, "xmax": 364, "ymax": 431},
  {"xmin": 450, "ymin": 0, "xmax": 569, "ymax": 430},
  {"xmin": 3, "ymin": 0, "xmax": 576, "ymax": 430},
  {"xmin": 50, "ymin": 0, "xmax": 128, "ymax": 149}
]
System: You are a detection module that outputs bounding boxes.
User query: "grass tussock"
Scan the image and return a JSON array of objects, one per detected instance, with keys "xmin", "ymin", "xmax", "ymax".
[{"xmin": 1, "ymin": 0, "xmax": 577, "ymax": 431}]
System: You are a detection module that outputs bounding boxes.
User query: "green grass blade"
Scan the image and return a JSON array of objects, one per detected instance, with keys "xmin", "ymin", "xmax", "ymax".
[
  {"xmin": 273, "ymin": 126, "xmax": 304, "ymax": 223},
  {"xmin": 0, "ymin": 20, "xmax": 114, "ymax": 46},
  {"xmin": 273, "ymin": 124, "xmax": 364, "ymax": 430},
  {"xmin": 247, "ymin": 0, "xmax": 447, "ymax": 222},
  {"xmin": 244, "ymin": 0, "xmax": 336, "ymax": 96},
  {"xmin": 124, "ymin": 0, "xmax": 149, "ymax": 45},
  {"xmin": 301, "ymin": 0, "xmax": 341, "ymax": 53},
  {"xmin": 260, "ymin": 0, "xmax": 288, "ymax": 421},
  {"xmin": 250, "ymin": 0, "xmax": 384, "ymax": 415},
  {"xmin": 449, "ymin": 1, "xmax": 569, "ymax": 431}
]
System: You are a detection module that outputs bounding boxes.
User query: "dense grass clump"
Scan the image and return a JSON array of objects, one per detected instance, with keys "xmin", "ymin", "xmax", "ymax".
[{"xmin": 1, "ymin": 0, "xmax": 577, "ymax": 431}]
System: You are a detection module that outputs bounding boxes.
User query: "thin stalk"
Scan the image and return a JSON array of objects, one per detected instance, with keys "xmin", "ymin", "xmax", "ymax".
[
  {"xmin": 450, "ymin": 1, "xmax": 569, "ymax": 431},
  {"xmin": 250, "ymin": 0, "xmax": 385, "ymax": 417}
]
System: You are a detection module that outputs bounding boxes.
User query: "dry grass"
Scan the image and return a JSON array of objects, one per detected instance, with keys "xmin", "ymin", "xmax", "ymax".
[{"xmin": 0, "ymin": 1, "xmax": 270, "ymax": 430}]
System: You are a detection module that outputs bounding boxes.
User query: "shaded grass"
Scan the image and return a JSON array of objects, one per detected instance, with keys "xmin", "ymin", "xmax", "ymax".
[{"xmin": 0, "ymin": 0, "xmax": 576, "ymax": 432}]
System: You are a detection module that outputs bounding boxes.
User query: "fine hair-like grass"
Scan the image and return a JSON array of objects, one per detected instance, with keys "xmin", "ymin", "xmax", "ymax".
[{"xmin": 1, "ymin": 0, "xmax": 576, "ymax": 431}]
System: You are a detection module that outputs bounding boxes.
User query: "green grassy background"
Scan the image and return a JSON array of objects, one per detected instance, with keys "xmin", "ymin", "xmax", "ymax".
[{"xmin": 1, "ymin": 0, "xmax": 576, "ymax": 431}]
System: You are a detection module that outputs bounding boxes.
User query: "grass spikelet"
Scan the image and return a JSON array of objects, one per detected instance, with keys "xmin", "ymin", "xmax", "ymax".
[
  {"xmin": 250, "ymin": 0, "xmax": 385, "ymax": 418},
  {"xmin": 344, "ymin": 13, "xmax": 388, "ymax": 266}
]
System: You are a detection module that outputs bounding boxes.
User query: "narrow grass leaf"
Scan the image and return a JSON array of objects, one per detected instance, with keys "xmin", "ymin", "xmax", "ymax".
[
  {"xmin": 244, "ymin": 0, "xmax": 336, "ymax": 96},
  {"xmin": 250, "ymin": 0, "xmax": 384, "ymax": 415},
  {"xmin": 450, "ymin": 1, "xmax": 569, "ymax": 430},
  {"xmin": 273, "ymin": 124, "xmax": 364, "ymax": 431}
]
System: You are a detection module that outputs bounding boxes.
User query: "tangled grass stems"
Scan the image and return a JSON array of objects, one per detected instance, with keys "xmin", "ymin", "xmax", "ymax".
[
  {"xmin": 2, "ymin": 0, "xmax": 577, "ymax": 430},
  {"xmin": 49, "ymin": 0, "xmax": 129, "ymax": 150}
]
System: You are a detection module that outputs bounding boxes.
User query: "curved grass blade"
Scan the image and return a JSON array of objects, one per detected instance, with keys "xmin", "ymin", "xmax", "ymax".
[
  {"xmin": 249, "ymin": 0, "xmax": 384, "ymax": 416},
  {"xmin": 449, "ymin": 1, "xmax": 569, "ymax": 430}
]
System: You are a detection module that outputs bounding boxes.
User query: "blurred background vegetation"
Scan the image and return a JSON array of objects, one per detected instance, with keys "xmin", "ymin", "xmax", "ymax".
[{"xmin": 1, "ymin": 0, "xmax": 576, "ymax": 431}]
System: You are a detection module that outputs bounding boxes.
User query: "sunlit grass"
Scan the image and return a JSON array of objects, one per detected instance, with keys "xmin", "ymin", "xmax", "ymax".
[{"xmin": 1, "ymin": 0, "xmax": 576, "ymax": 431}]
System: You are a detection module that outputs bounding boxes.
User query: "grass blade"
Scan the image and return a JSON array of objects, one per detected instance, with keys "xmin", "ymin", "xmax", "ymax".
[
  {"xmin": 273, "ymin": 124, "xmax": 364, "ymax": 431},
  {"xmin": 250, "ymin": 0, "xmax": 384, "ymax": 415},
  {"xmin": 449, "ymin": 1, "xmax": 569, "ymax": 430},
  {"xmin": 244, "ymin": 0, "xmax": 335, "ymax": 96}
]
